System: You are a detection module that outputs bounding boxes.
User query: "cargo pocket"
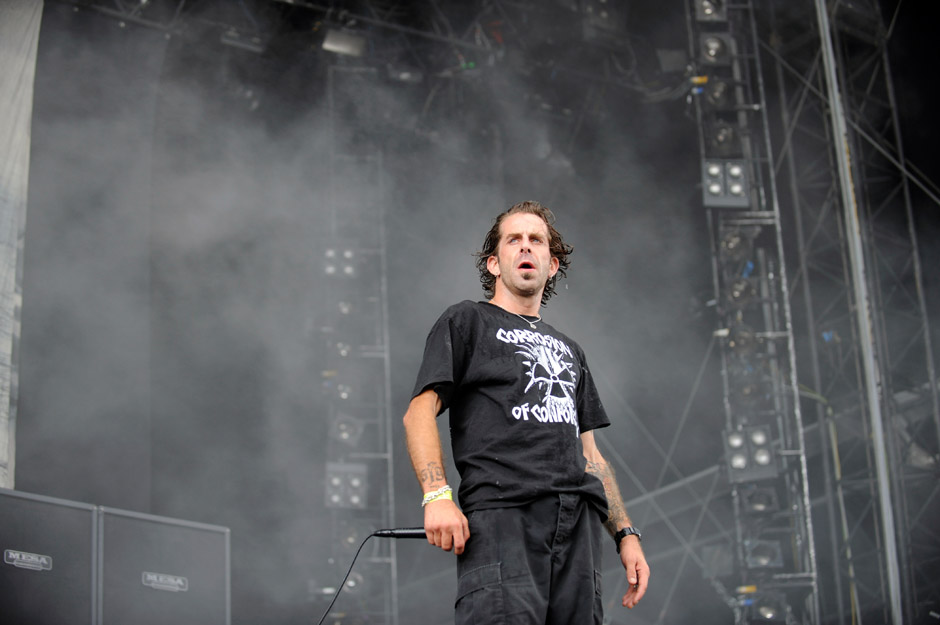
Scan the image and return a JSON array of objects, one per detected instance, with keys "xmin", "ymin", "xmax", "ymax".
[
  {"xmin": 593, "ymin": 569, "xmax": 604, "ymax": 625},
  {"xmin": 455, "ymin": 563, "xmax": 504, "ymax": 625}
]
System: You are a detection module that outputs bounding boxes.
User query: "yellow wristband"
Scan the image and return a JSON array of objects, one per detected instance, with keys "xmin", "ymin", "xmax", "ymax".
[
  {"xmin": 425, "ymin": 490, "xmax": 453, "ymax": 506},
  {"xmin": 421, "ymin": 485, "xmax": 453, "ymax": 507}
]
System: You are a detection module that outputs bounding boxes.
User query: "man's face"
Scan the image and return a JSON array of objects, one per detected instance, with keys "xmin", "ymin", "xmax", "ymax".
[{"xmin": 487, "ymin": 212, "xmax": 560, "ymax": 300}]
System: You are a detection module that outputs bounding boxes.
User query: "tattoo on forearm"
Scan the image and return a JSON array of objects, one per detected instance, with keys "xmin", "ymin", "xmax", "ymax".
[
  {"xmin": 585, "ymin": 458, "xmax": 631, "ymax": 536},
  {"xmin": 417, "ymin": 462, "xmax": 445, "ymax": 486}
]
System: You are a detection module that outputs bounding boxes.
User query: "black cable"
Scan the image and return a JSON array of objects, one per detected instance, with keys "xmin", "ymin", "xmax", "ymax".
[
  {"xmin": 315, "ymin": 528, "xmax": 426, "ymax": 625},
  {"xmin": 315, "ymin": 532, "xmax": 374, "ymax": 625}
]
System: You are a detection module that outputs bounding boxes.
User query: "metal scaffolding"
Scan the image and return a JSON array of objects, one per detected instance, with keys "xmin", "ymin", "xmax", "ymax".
[
  {"xmin": 319, "ymin": 64, "xmax": 398, "ymax": 624},
  {"xmin": 757, "ymin": 0, "xmax": 940, "ymax": 623},
  {"xmin": 687, "ymin": 1, "xmax": 822, "ymax": 622}
]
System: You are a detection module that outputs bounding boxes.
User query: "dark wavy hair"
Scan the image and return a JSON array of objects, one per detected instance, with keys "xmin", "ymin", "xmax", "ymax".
[{"xmin": 474, "ymin": 201, "xmax": 573, "ymax": 307}]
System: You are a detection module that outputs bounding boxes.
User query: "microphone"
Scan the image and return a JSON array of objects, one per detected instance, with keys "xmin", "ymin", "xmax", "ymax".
[{"xmin": 372, "ymin": 527, "xmax": 427, "ymax": 539}]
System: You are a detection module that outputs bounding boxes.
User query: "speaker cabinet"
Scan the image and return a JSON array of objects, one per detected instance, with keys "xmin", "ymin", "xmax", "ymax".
[
  {"xmin": 0, "ymin": 488, "xmax": 97, "ymax": 625},
  {"xmin": 98, "ymin": 507, "xmax": 230, "ymax": 625},
  {"xmin": 98, "ymin": 507, "xmax": 231, "ymax": 625}
]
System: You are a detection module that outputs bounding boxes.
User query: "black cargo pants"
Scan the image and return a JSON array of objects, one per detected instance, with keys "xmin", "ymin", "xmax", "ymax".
[{"xmin": 455, "ymin": 494, "xmax": 604, "ymax": 625}]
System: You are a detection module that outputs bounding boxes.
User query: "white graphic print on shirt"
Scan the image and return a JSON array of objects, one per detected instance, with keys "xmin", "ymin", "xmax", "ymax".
[{"xmin": 496, "ymin": 327, "xmax": 580, "ymax": 436}]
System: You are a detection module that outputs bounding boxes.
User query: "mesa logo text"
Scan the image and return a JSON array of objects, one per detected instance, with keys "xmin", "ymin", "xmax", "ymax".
[
  {"xmin": 4, "ymin": 549, "xmax": 53, "ymax": 571},
  {"xmin": 142, "ymin": 571, "xmax": 189, "ymax": 592}
]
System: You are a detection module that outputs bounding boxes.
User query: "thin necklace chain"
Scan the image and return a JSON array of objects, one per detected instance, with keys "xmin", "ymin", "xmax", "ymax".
[
  {"xmin": 511, "ymin": 311, "xmax": 541, "ymax": 329},
  {"xmin": 488, "ymin": 300, "xmax": 541, "ymax": 329}
]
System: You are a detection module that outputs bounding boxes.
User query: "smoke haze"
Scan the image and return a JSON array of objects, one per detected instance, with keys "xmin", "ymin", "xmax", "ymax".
[{"xmin": 19, "ymin": 1, "xmax": 937, "ymax": 624}]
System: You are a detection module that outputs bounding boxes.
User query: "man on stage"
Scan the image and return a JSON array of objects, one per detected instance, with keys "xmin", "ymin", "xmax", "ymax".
[{"xmin": 403, "ymin": 200, "xmax": 649, "ymax": 624}]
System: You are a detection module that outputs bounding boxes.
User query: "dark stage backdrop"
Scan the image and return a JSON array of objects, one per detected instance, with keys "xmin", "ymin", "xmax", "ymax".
[{"xmin": 18, "ymin": 3, "xmax": 165, "ymax": 512}]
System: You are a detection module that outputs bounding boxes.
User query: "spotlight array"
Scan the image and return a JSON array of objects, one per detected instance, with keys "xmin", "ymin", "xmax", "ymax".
[
  {"xmin": 703, "ymin": 159, "xmax": 749, "ymax": 208},
  {"xmin": 723, "ymin": 426, "xmax": 778, "ymax": 483},
  {"xmin": 325, "ymin": 462, "xmax": 369, "ymax": 509}
]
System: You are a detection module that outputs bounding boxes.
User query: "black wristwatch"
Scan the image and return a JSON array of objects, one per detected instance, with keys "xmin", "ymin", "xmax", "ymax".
[{"xmin": 614, "ymin": 526, "xmax": 642, "ymax": 553}]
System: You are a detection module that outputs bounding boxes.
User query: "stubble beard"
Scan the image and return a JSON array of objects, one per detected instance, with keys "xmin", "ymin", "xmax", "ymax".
[{"xmin": 502, "ymin": 269, "xmax": 545, "ymax": 299}]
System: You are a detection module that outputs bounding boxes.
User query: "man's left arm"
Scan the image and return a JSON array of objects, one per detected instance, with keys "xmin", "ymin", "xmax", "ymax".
[{"xmin": 581, "ymin": 430, "xmax": 650, "ymax": 609}]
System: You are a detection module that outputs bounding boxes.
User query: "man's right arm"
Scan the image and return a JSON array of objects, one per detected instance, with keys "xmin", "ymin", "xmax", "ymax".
[{"xmin": 403, "ymin": 388, "xmax": 470, "ymax": 554}]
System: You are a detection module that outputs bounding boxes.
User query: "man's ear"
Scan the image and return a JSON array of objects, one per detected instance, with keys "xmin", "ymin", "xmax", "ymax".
[
  {"xmin": 487, "ymin": 255, "xmax": 500, "ymax": 277},
  {"xmin": 548, "ymin": 256, "xmax": 559, "ymax": 277}
]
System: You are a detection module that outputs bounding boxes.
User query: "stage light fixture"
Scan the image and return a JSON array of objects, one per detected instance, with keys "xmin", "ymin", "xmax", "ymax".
[
  {"xmin": 695, "ymin": 0, "xmax": 727, "ymax": 21},
  {"xmin": 742, "ymin": 591, "xmax": 789, "ymax": 624},
  {"xmin": 719, "ymin": 228, "xmax": 754, "ymax": 263},
  {"xmin": 706, "ymin": 120, "xmax": 743, "ymax": 157},
  {"xmin": 726, "ymin": 277, "xmax": 757, "ymax": 308},
  {"xmin": 727, "ymin": 325, "xmax": 757, "ymax": 354},
  {"xmin": 704, "ymin": 78, "xmax": 735, "ymax": 110},
  {"xmin": 744, "ymin": 539, "xmax": 784, "ymax": 569},
  {"xmin": 322, "ymin": 29, "xmax": 366, "ymax": 57},
  {"xmin": 724, "ymin": 425, "xmax": 778, "ymax": 482},
  {"xmin": 753, "ymin": 447, "xmax": 772, "ymax": 466},
  {"xmin": 703, "ymin": 159, "xmax": 750, "ymax": 208},
  {"xmin": 728, "ymin": 359, "xmax": 767, "ymax": 408},
  {"xmin": 321, "ymin": 369, "xmax": 355, "ymax": 402},
  {"xmin": 325, "ymin": 462, "xmax": 368, "ymax": 509},
  {"xmin": 750, "ymin": 427, "xmax": 768, "ymax": 446},
  {"xmin": 329, "ymin": 412, "xmax": 365, "ymax": 447},
  {"xmin": 699, "ymin": 33, "xmax": 734, "ymax": 65},
  {"xmin": 579, "ymin": 0, "xmax": 629, "ymax": 45},
  {"xmin": 324, "ymin": 246, "xmax": 357, "ymax": 278},
  {"xmin": 741, "ymin": 485, "xmax": 780, "ymax": 514},
  {"xmin": 344, "ymin": 571, "xmax": 366, "ymax": 594}
]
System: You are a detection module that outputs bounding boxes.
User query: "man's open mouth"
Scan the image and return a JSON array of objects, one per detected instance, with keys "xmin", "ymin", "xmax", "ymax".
[{"xmin": 518, "ymin": 261, "xmax": 535, "ymax": 270}]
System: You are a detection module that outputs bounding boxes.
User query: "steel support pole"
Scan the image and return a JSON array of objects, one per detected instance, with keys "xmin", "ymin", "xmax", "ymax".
[{"xmin": 812, "ymin": 2, "xmax": 903, "ymax": 623}]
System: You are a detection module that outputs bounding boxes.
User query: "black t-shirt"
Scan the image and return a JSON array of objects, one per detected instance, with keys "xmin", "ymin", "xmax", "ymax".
[{"xmin": 412, "ymin": 300, "xmax": 610, "ymax": 516}]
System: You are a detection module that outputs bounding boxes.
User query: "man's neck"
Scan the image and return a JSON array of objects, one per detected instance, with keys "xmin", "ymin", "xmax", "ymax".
[{"xmin": 489, "ymin": 290, "xmax": 542, "ymax": 317}]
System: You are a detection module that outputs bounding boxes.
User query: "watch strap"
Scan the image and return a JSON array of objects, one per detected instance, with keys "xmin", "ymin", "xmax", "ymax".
[{"xmin": 614, "ymin": 526, "xmax": 642, "ymax": 553}]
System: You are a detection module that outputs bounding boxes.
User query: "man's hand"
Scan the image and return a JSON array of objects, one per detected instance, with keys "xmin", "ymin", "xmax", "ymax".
[
  {"xmin": 404, "ymin": 390, "xmax": 469, "ymax": 554},
  {"xmin": 424, "ymin": 497, "xmax": 470, "ymax": 554},
  {"xmin": 619, "ymin": 536, "xmax": 650, "ymax": 608}
]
